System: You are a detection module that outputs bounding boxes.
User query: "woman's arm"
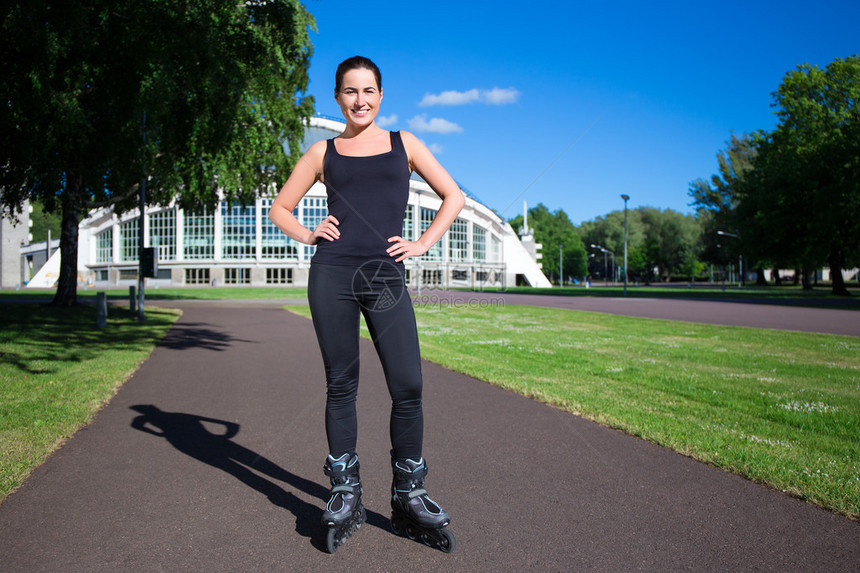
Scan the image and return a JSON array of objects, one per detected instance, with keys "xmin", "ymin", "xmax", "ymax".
[
  {"xmin": 268, "ymin": 140, "xmax": 340, "ymax": 245},
  {"xmin": 386, "ymin": 131, "xmax": 466, "ymax": 262}
]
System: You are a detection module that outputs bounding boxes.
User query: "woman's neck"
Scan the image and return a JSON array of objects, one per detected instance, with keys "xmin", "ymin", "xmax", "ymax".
[{"xmin": 340, "ymin": 122, "xmax": 386, "ymax": 140}]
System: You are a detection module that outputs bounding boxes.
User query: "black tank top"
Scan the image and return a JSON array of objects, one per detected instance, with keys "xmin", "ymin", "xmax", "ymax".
[{"xmin": 313, "ymin": 131, "xmax": 411, "ymax": 265}]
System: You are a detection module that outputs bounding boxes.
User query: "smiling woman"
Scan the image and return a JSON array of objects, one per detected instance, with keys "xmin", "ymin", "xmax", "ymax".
[{"xmin": 267, "ymin": 55, "xmax": 463, "ymax": 553}]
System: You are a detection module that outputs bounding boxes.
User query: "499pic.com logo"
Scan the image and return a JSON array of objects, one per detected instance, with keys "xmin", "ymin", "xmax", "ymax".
[{"xmin": 350, "ymin": 259, "xmax": 406, "ymax": 312}]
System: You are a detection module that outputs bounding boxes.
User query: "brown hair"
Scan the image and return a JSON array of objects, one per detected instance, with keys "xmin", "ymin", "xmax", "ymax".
[{"xmin": 335, "ymin": 56, "xmax": 382, "ymax": 93}]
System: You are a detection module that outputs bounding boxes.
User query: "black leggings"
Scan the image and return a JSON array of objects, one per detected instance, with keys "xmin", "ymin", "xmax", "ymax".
[{"xmin": 308, "ymin": 261, "xmax": 423, "ymax": 460}]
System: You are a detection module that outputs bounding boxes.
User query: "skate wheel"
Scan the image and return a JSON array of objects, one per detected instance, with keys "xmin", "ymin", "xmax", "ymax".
[
  {"xmin": 390, "ymin": 515, "xmax": 404, "ymax": 535},
  {"xmin": 405, "ymin": 523, "xmax": 419, "ymax": 540},
  {"xmin": 438, "ymin": 528, "xmax": 456, "ymax": 553},
  {"xmin": 325, "ymin": 527, "xmax": 339, "ymax": 554}
]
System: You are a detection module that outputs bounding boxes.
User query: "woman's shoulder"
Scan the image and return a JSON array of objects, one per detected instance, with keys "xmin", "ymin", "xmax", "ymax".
[{"xmin": 299, "ymin": 139, "xmax": 328, "ymax": 176}]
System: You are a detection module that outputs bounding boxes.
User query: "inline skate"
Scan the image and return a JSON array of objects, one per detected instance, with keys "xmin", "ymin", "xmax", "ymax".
[
  {"xmin": 322, "ymin": 453, "xmax": 366, "ymax": 553},
  {"xmin": 390, "ymin": 456, "xmax": 455, "ymax": 553}
]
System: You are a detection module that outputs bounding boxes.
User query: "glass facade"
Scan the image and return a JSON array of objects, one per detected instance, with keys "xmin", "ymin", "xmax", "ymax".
[
  {"xmin": 490, "ymin": 234, "xmax": 501, "ymax": 262},
  {"xmin": 184, "ymin": 207, "xmax": 215, "ymax": 260},
  {"xmin": 149, "ymin": 209, "xmax": 176, "ymax": 261},
  {"xmin": 96, "ymin": 228, "xmax": 112, "ymax": 264},
  {"xmin": 420, "ymin": 207, "xmax": 442, "ymax": 261},
  {"xmin": 473, "ymin": 226, "xmax": 486, "ymax": 262},
  {"xmin": 222, "ymin": 203, "xmax": 256, "ymax": 259},
  {"xmin": 449, "ymin": 218, "xmax": 468, "ymax": 262},
  {"xmin": 120, "ymin": 219, "xmax": 139, "ymax": 262},
  {"xmin": 260, "ymin": 199, "xmax": 298, "ymax": 260},
  {"xmin": 185, "ymin": 267, "xmax": 210, "ymax": 285},
  {"xmin": 402, "ymin": 206, "xmax": 413, "ymax": 241},
  {"xmin": 301, "ymin": 196, "xmax": 328, "ymax": 259}
]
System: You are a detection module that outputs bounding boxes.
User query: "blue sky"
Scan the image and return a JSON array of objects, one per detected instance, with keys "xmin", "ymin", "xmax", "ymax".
[{"xmin": 300, "ymin": 0, "xmax": 859, "ymax": 225}]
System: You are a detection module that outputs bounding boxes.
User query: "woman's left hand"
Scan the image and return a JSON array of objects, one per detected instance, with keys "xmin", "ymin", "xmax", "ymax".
[{"xmin": 386, "ymin": 236, "xmax": 429, "ymax": 262}]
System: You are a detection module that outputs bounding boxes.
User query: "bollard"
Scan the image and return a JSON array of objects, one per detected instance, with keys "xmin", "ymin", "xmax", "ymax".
[
  {"xmin": 96, "ymin": 292, "xmax": 107, "ymax": 328},
  {"xmin": 129, "ymin": 285, "xmax": 136, "ymax": 314}
]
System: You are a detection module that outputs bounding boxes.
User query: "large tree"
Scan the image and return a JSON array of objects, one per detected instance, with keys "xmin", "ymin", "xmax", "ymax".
[
  {"xmin": 0, "ymin": 0, "xmax": 315, "ymax": 305},
  {"xmin": 739, "ymin": 56, "xmax": 860, "ymax": 295}
]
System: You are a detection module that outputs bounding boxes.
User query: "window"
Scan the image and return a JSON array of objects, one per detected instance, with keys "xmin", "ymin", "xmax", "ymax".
[
  {"xmin": 149, "ymin": 209, "xmax": 176, "ymax": 261},
  {"xmin": 422, "ymin": 269, "xmax": 441, "ymax": 285},
  {"xmin": 260, "ymin": 199, "xmax": 298, "ymax": 259},
  {"xmin": 185, "ymin": 268, "xmax": 210, "ymax": 285},
  {"xmin": 301, "ymin": 197, "xmax": 328, "ymax": 259},
  {"xmin": 402, "ymin": 206, "xmax": 413, "ymax": 240},
  {"xmin": 224, "ymin": 268, "xmax": 250, "ymax": 285},
  {"xmin": 476, "ymin": 271, "xmax": 488, "ymax": 282},
  {"xmin": 119, "ymin": 269, "xmax": 138, "ymax": 280},
  {"xmin": 96, "ymin": 228, "xmax": 113, "ymax": 264},
  {"xmin": 120, "ymin": 219, "xmax": 139, "ymax": 262},
  {"xmin": 490, "ymin": 234, "xmax": 501, "ymax": 263},
  {"xmin": 266, "ymin": 268, "xmax": 293, "ymax": 284},
  {"xmin": 185, "ymin": 207, "xmax": 215, "ymax": 260},
  {"xmin": 473, "ymin": 226, "xmax": 486, "ymax": 262},
  {"xmin": 222, "ymin": 203, "xmax": 256, "ymax": 259},
  {"xmin": 420, "ymin": 208, "xmax": 442, "ymax": 261},
  {"xmin": 449, "ymin": 218, "xmax": 468, "ymax": 262},
  {"xmin": 452, "ymin": 270, "xmax": 468, "ymax": 281}
]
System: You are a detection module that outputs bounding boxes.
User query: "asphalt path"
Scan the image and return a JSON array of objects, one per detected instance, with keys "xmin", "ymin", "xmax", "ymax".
[{"xmin": 0, "ymin": 296, "xmax": 858, "ymax": 571}]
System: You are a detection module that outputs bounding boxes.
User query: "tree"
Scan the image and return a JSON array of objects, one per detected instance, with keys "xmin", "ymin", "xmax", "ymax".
[
  {"xmin": 688, "ymin": 133, "xmax": 767, "ymax": 284},
  {"xmin": 740, "ymin": 56, "xmax": 860, "ymax": 295},
  {"xmin": 509, "ymin": 203, "xmax": 588, "ymax": 283},
  {"xmin": 0, "ymin": 1, "xmax": 315, "ymax": 305}
]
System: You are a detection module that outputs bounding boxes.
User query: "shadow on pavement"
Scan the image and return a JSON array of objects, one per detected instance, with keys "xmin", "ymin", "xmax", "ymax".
[{"xmin": 128, "ymin": 405, "xmax": 389, "ymax": 552}]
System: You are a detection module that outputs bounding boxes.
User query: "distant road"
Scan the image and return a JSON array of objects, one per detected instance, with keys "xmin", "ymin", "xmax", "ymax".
[{"xmin": 410, "ymin": 290, "xmax": 860, "ymax": 337}]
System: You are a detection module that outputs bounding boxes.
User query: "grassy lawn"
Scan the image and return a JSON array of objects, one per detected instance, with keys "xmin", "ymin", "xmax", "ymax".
[
  {"xmin": 289, "ymin": 303, "xmax": 860, "ymax": 519},
  {"xmin": 0, "ymin": 304, "xmax": 178, "ymax": 501}
]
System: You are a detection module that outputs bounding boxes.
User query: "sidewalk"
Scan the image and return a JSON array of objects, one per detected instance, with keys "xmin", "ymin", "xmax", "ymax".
[{"xmin": 0, "ymin": 300, "xmax": 858, "ymax": 571}]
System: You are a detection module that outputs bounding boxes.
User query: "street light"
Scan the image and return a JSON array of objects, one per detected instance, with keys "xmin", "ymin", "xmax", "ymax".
[
  {"xmin": 590, "ymin": 244, "xmax": 611, "ymax": 286},
  {"xmin": 621, "ymin": 194, "xmax": 630, "ymax": 296},
  {"xmin": 717, "ymin": 230, "xmax": 742, "ymax": 288},
  {"xmin": 559, "ymin": 243, "xmax": 563, "ymax": 287}
]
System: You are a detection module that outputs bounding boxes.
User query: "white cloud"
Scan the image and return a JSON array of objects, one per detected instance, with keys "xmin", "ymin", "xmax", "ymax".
[
  {"xmin": 419, "ymin": 89, "xmax": 480, "ymax": 107},
  {"xmin": 418, "ymin": 87, "xmax": 520, "ymax": 107},
  {"xmin": 482, "ymin": 87, "xmax": 520, "ymax": 105},
  {"xmin": 407, "ymin": 114, "xmax": 463, "ymax": 134},
  {"xmin": 427, "ymin": 142, "xmax": 444, "ymax": 154},
  {"xmin": 376, "ymin": 114, "xmax": 398, "ymax": 128}
]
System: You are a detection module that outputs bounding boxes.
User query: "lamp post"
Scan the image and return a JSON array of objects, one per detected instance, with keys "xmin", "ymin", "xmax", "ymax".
[
  {"xmin": 590, "ymin": 244, "xmax": 610, "ymax": 286},
  {"xmin": 621, "ymin": 194, "xmax": 629, "ymax": 296},
  {"xmin": 717, "ymin": 230, "xmax": 741, "ymax": 288},
  {"xmin": 559, "ymin": 243, "xmax": 563, "ymax": 287}
]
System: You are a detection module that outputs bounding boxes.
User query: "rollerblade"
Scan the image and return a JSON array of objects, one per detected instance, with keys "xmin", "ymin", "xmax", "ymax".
[
  {"xmin": 321, "ymin": 453, "xmax": 366, "ymax": 553},
  {"xmin": 390, "ymin": 455, "xmax": 455, "ymax": 553}
]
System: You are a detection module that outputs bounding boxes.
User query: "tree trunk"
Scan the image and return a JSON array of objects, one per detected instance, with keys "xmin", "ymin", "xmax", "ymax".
[
  {"xmin": 773, "ymin": 268, "xmax": 782, "ymax": 286},
  {"xmin": 755, "ymin": 265, "xmax": 768, "ymax": 286},
  {"xmin": 51, "ymin": 187, "xmax": 82, "ymax": 307},
  {"xmin": 829, "ymin": 255, "xmax": 851, "ymax": 296},
  {"xmin": 801, "ymin": 267, "xmax": 813, "ymax": 291}
]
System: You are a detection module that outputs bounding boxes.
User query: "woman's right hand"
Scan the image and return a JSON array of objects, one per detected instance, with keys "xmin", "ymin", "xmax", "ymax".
[{"xmin": 310, "ymin": 215, "xmax": 340, "ymax": 244}]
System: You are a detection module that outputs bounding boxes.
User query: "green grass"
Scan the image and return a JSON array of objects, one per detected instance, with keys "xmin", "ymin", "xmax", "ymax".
[
  {"xmin": 289, "ymin": 303, "xmax": 860, "ymax": 519},
  {"xmin": 0, "ymin": 304, "xmax": 179, "ymax": 501}
]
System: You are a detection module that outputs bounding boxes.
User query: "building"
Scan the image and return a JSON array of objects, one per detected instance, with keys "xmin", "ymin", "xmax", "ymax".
[
  {"xmin": 0, "ymin": 200, "xmax": 30, "ymax": 289},
  {"xmin": 68, "ymin": 116, "xmax": 550, "ymax": 290}
]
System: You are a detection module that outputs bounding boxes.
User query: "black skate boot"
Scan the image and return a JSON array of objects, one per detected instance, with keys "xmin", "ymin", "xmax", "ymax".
[
  {"xmin": 322, "ymin": 453, "xmax": 366, "ymax": 553},
  {"xmin": 390, "ymin": 455, "xmax": 455, "ymax": 553}
]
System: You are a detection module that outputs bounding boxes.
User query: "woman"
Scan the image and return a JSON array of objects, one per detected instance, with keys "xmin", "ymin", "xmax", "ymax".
[{"xmin": 269, "ymin": 56, "xmax": 464, "ymax": 553}]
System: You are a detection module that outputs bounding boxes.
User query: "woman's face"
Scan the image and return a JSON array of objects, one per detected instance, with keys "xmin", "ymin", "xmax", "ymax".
[{"xmin": 335, "ymin": 67, "xmax": 383, "ymax": 128}]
